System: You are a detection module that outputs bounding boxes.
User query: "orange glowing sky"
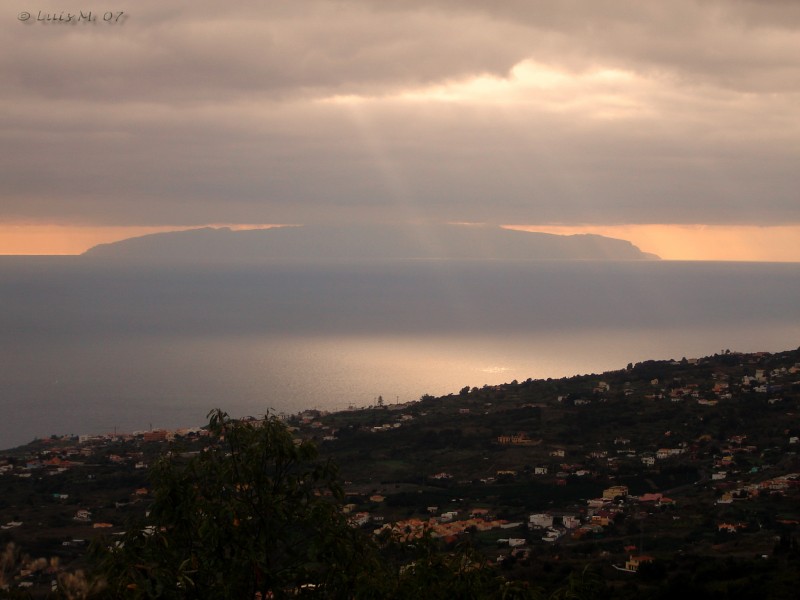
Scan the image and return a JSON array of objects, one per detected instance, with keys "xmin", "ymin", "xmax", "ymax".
[
  {"xmin": 1, "ymin": 222, "xmax": 799, "ymax": 262},
  {"xmin": 0, "ymin": 224, "xmax": 285, "ymax": 256},
  {"xmin": 505, "ymin": 224, "xmax": 800, "ymax": 262}
]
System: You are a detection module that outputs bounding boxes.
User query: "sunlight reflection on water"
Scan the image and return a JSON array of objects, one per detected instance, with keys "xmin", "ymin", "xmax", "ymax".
[{"xmin": 4, "ymin": 323, "xmax": 798, "ymax": 448}]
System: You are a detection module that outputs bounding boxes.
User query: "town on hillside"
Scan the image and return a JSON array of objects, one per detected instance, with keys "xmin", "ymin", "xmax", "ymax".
[{"xmin": 1, "ymin": 348, "xmax": 799, "ymax": 596}]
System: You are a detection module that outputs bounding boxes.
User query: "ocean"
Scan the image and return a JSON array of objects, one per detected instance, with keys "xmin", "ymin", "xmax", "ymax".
[{"xmin": 1, "ymin": 258, "xmax": 799, "ymax": 448}]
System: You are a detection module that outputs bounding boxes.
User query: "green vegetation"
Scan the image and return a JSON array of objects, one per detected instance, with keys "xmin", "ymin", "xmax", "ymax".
[{"xmin": 97, "ymin": 410, "xmax": 369, "ymax": 598}]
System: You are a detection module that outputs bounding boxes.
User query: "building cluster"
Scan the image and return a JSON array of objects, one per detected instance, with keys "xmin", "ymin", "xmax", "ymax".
[{"xmin": 372, "ymin": 509, "xmax": 519, "ymax": 543}]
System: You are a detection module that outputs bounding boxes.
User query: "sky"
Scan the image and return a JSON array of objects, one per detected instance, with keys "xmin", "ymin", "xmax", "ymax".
[{"xmin": 2, "ymin": 0, "xmax": 799, "ymax": 259}]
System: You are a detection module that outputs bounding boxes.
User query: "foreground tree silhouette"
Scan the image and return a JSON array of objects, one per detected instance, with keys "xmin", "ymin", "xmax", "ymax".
[{"xmin": 98, "ymin": 410, "xmax": 380, "ymax": 598}]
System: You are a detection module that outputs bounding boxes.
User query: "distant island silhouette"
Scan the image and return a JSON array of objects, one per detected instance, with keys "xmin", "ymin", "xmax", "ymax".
[{"xmin": 83, "ymin": 224, "xmax": 660, "ymax": 261}]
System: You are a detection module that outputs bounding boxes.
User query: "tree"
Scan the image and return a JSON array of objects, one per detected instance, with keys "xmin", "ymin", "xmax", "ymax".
[{"xmin": 97, "ymin": 410, "xmax": 375, "ymax": 599}]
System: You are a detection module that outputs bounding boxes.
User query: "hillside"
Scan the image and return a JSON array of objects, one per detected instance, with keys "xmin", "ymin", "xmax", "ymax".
[
  {"xmin": 1, "ymin": 347, "xmax": 799, "ymax": 597},
  {"xmin": 82, "ymin": 224, "xmax": 660, "ymax": 261}
]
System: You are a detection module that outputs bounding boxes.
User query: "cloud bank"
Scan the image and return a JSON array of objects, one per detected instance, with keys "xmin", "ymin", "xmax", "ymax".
[{"xmin": 2, "ymin": 0, "xmax": 798, "ymax": 227}]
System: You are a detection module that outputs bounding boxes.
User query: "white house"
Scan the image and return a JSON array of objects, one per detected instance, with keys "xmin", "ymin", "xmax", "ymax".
[{"xmin": 529, "ymin": 513, "xmax": 553, "ymax": 528}]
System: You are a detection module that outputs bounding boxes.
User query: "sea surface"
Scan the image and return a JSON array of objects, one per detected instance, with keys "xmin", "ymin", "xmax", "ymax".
[{"xmin": 2, "ymin": 258, "xmax": 799, "ymax": 449}]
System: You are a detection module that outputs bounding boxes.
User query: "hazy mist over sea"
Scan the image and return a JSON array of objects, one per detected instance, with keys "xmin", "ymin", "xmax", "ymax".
[{"xmin": 2, "ymin": 258, "xmax": 799, "ymax": 448}]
